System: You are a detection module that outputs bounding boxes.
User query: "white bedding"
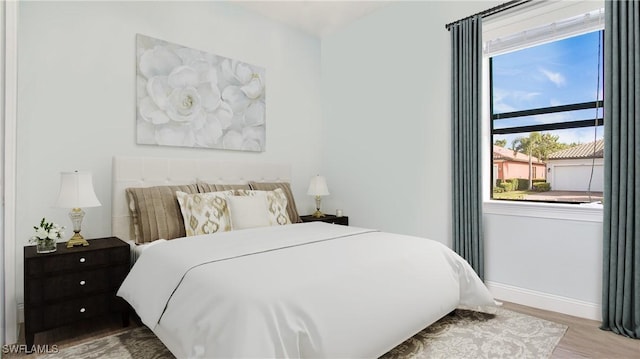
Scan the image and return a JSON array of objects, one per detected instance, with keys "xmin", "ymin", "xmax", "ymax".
[
  {"xmin": 118, "ymin": 222, "xmax": 494, "ymax": 358},
  {"xmin": 120, "ymin": 238, "xmax": 167, "ymax": 265}
]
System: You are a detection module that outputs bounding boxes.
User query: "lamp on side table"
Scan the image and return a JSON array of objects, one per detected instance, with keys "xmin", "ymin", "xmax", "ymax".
[
  {"xmin": 307, "ymin": 175, "xmax": 330, "ymax": 218},
  {"xmin": 54, "ymin": 170, "xmax": 101, "ymax": 248}
]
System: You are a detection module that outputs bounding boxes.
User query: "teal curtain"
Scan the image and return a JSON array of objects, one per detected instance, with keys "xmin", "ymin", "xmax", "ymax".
[
  {"xmin": 602, "ymin": 0, "xmax": 640, "ymax": 339},
  {"xmin": 450, "ymin": 16, "xmax": 484, "ymax": 280}
]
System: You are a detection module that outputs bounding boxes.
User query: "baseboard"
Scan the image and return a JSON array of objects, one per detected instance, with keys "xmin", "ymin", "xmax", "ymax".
[{"xmin": 485, "ymin": 281, "xmax": 602, "ymax": 321}]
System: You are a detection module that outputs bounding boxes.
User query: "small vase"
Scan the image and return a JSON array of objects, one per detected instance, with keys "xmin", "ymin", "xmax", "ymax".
[{"xmin": 36, "ymin": 239, "xmax": 57, "ymax": 254}]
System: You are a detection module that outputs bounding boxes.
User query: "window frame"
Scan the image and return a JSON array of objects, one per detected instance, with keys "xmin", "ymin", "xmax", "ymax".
[
  {"xmin": 480, "ymin": 1, "xmax": 605, "ymax": 221},
  {"xmin": 488, "ymin": 35, "xmax": 604, "ymax": 205}
]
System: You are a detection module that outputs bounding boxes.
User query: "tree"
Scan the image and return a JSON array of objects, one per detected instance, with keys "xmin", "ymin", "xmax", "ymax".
[
  {"xmin": 533, "ymin": 133, "xmax": 569, "ymax": 161},
  {"xmin": 494, "ymin": 139, "xmax": 507, "ymax": 147},
  {"xmin": 511, "ymin": 132, "xmax": 567, "ymax": 190}
]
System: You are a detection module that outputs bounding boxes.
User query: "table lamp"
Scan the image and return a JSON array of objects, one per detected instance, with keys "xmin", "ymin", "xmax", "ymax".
[
  {"xmin": 55, "ymin": 171, "xmax": 101, "ymax": 247},
  {"xmin": 307, "ymin": 175, "xmax": 329, "ymax": 218}
]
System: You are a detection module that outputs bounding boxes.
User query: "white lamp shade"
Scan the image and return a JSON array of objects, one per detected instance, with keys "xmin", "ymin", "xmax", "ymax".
[
  {"xmin": 55, "ymin": 171, "xmax": 101, "ymax": 208},
  {"xmin": 307, "ymin": 175, "xmax": 330, "ymax": 196}
]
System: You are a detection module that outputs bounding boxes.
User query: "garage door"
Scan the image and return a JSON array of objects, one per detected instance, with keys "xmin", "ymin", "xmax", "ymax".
[{"xmin": 553, "ymin": 165, "xmax": 604, "ymax": 192}]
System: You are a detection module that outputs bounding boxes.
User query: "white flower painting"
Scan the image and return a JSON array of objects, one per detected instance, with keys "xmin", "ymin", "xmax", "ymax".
[{"xmin": 136, "ymin": 34, "xmax": 266, "ymax": 152}]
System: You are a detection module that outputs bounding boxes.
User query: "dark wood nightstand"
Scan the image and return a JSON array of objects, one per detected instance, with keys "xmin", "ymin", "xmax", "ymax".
[
  {"xmin": 300, "ymin": 214, "xmax": 349, "ymax": 226},
  {"xmin": 23, "ymin": 237, "xmax": 130, "ymax": 350}
]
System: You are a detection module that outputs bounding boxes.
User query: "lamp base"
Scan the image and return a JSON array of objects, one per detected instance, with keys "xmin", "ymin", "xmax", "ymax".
[
  {"xmin": 312, "ymin": 196, "xmax": 326, "ymax": 218},
  {"xmin": 66, "ymin": 232, "xmax": 89, "ymax": 248},
  {"xmin": 311, "ymin": 210, "xmax": 326, "ymax": 218}
]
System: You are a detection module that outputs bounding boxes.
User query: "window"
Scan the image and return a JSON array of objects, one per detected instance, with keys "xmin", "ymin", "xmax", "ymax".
[{"xmin": 490, "ymin": 30, "xmax": 604, "ymax": 204}]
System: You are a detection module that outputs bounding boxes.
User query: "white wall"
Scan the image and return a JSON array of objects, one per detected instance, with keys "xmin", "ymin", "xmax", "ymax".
[
  {"xmin": 2, "ymin": 0, "xmax": 19, "ymax": 345},
  {"xmin": 484, "ymin": 210, "xmax": 603, "ymax": 319},
  {"xmin": 322, "ymin": 1, "xmax": 603, "ymax": 320},
  {"xmin": 321, "ymin": 1, "xmax": 498, "ymax": 243},
  {"xmin": 15, "ymin": 1, "xmax": 322, "ymax": 306}
]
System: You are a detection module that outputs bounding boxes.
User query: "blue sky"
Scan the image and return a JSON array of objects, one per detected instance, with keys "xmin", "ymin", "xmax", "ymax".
[{"xmin": 492, "ymin": 30, "xmax": 604, "ymax": 147}]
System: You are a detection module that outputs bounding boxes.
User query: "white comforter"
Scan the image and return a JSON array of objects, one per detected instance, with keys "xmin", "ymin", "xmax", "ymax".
[{"xmin": 118, "ymin": 222, "xmax": 494, "ymax": 358}]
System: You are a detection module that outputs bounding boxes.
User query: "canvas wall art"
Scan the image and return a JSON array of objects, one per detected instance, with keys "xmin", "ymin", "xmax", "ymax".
[{"xmin": 136, "ymin": 34, "xmax": 266, "ymax": 152}]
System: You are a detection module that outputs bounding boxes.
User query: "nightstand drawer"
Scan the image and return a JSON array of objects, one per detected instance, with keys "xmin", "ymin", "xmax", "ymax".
[
  {"xmin": 26, "ymin": 265, "xmax": 129, "ymax": 304},
  {"xmin": 25, "ymin": 247, "xmax": 128, "ymax": 277},
  {"xmin": 26, "ymin": 294, "xmax": 122, "ymax": 332},
  {"xmin": 300, "ymin": 214, "xmax": 349, "ymax": 226}
]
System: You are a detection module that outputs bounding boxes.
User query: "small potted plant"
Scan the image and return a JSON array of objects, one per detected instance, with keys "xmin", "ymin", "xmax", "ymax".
[{"xmin": 31, "ymin": 218, "xmax": 65, "ymax": 253}]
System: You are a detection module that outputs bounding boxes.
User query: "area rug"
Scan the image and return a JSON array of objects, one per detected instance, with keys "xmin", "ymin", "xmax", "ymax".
[{"xmin": 39, "ymin": 307, "xmax": 567, "ymax": 359}]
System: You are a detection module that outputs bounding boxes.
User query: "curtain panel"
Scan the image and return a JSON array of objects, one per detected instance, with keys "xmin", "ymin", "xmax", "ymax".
[
  {"xmin": 602, "ymin": 0, "xmax": 640, "ymax": 339},
  {"xmin": 450, "ymin": 16, "xmax": 484, "ymax": 280}
]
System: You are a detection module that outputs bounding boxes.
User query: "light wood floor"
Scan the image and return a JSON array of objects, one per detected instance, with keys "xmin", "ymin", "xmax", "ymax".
[
  {"xmin": 7, "ymin": 302, "xmax": 640, "ymax": 358},
  {"xmin": 501, "ymin": 301, "xmax": 639, "ymax": 358}
]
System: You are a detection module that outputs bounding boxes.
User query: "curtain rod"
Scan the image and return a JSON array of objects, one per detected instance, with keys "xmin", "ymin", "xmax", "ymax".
[{"xmin": 445, "ymin": 0, "xmax": 532, "ymax": 30}]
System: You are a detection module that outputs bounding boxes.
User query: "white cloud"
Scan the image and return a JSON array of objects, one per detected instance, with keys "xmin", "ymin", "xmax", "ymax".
[
  {"xmin": 494, "ymin": 103, "xmax": 516, "ymax": 113},
  {"xmin": 539, "ymin": 68, "xmax": 566, "ymax": 87},
  {"xmin": 513, "ymin": 91, "xmax": 540, "ymax": 102},
  {"xmin": 492, "ymin": 88, "xmax": 515, "ymax": 113},
  {"xmin": 550, "ymin": 99, "xmax": 563, "ymax": 107},
  {"xmin": 562, "ymin": 127, "xmax": 604, "ymax": 145},
  {"xmin": 531, "ymin": 112, "xmax": 571, "ymax": 125},
  {"xmin": 492, "ymin": 88, "xmax": 539, "ymax": 113}
]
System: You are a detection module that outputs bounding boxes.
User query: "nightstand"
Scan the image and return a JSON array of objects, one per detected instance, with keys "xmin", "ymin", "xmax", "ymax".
[
  {"xmin": 300, "ymin": 214, "xmax": 349, "ymax": 226},
  {"xmin": 23, "ymin": 237, "xmax": 130, "ymax": 349}
]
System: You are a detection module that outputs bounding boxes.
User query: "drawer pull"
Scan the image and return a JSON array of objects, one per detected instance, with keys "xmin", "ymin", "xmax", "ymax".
[
  {"xmin": 80, "ymin": 308, "xmax": 86, "ymax": 313},
  {"xmin": 79, "ymin": 280, "xmax": 86, "ymax": 286},
  {"xmin": 79, "ymin": 257, "xmax": 86, "ymax": 263}
]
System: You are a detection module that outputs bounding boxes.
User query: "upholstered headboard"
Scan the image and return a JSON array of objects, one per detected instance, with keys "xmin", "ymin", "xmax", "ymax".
[{"xmin": 112, "ymin": 156, "xmax": 292, "ymax": 242}]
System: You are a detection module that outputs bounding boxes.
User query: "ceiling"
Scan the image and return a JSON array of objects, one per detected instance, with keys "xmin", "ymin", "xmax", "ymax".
[{"xmin": 232, "ymin": 1, "xmax": 391, "ymax": 38}]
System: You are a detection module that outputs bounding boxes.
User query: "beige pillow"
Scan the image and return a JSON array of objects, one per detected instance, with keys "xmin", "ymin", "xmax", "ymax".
[
  {"xmin": 175, "ymin": 191, "xmax": 234, "ymax": 236},
  {"xmin": 196, "ymin": 182, "xmax": 250, "ymax": 193},
  {"xmin": 126, "ymin": 184, "xmax": 198, "ymax": 244},
  {"xmin": 126, "ymin": 190, "xmax": 141, "ymax": 242},
  {"xmin": 248, "ymin": 182, "xmax": 301, "ymax": 223},
  {"xmin": 226, "ymin": 195, "xmax": 272, "ymax": 230},
  {"xmin": 236, "ymin": 189, "xmax": 292, "ymax": 225}
]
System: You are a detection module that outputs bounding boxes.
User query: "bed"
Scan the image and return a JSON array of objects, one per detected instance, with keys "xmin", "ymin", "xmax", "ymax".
[{"xmin": 112, "ymin": 156, "xmax": 494, "ymax": 358}]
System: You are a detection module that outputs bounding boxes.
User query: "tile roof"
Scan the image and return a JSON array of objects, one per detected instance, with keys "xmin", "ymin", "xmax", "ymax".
[
  {"xmin": 493, "ymin": 145, "xmax": 543, "ymax": 164},
  {"xmin": 548, "ymin": 139, "xmax": 604, "ymax": 159}
]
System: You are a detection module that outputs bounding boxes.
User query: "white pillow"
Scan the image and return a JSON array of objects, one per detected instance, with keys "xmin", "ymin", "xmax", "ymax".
[
  {"xmin": 227, "ymin": 194, "xmax": 271, "ymax": 230},
  {"xmin": 235, "ymin": 188, "xmax": 291, "ymax": 225}
]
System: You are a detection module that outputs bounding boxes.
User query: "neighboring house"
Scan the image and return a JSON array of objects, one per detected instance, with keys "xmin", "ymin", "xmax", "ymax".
[
  {"xmin": 547, "ymin": 139, "xmax": 604, "ymax": 192},
  {"xmin": 492, "ymin": 145, "xmax": 546, "ymax": 182}
]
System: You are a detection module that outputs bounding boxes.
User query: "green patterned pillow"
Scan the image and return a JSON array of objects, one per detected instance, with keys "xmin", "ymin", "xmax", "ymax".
[
  {"xmin": 175, "ymin": 190, "xmax": 233, "ymax": 236},
  {"xmin": 235, "ymin": 188, "xmax": 292, "ymax": 225}
]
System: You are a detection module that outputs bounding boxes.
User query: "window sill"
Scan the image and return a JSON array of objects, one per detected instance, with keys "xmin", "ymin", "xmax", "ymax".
[{"xmin": 483, "ymin": 200, "xmax": 603, "ymax": 223}]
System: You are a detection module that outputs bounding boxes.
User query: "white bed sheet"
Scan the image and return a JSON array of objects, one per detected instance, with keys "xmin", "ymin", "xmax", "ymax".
[
  {"xmin": 118, "ymin": 222, "xmax": 494, "ymax": 358},
  {"xmin": 120, "ymin": 238, "xmax": 167, "ymax": 266}
]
